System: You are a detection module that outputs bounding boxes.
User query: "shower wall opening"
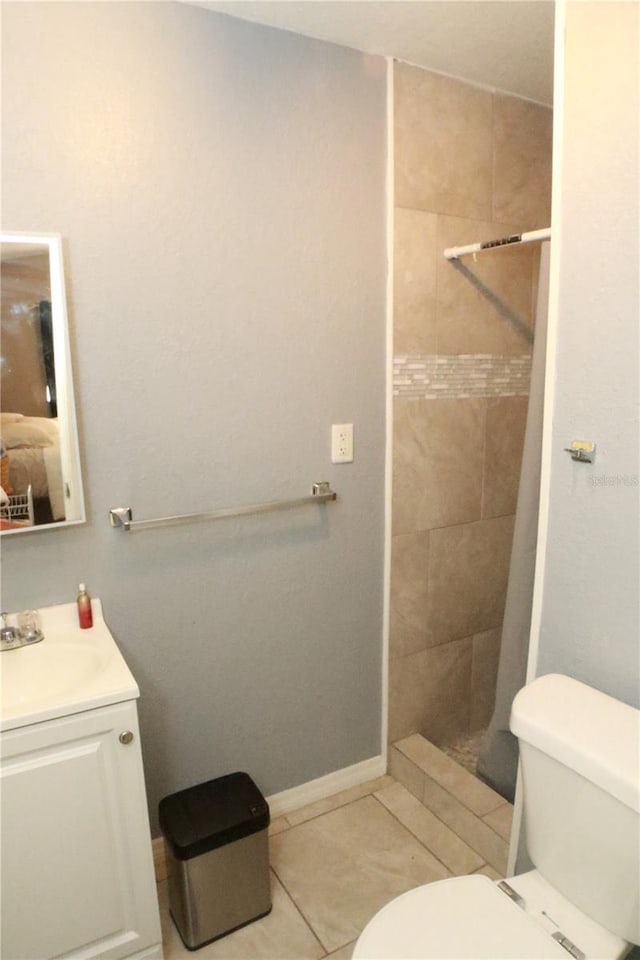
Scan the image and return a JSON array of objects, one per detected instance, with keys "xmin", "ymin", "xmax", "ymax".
[{"xmin": 389, "ymin": 61, "xmax": 553, "ymax": 782}]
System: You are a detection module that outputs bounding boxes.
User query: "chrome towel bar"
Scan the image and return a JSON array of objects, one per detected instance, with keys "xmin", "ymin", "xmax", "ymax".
[{"xmin": 109, "ymin": 482, "xmax": 337, "ymax": 532}]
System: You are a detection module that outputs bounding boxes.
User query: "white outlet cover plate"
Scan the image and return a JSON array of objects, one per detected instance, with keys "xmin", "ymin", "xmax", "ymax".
[{"xmin": 331, "ymin": 423, "xmax": 353, "ymax": 463}]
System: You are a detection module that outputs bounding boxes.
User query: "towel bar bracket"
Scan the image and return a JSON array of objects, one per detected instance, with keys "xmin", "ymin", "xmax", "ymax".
[{"xmin": 109, "ymin": 507, "xmax": 133, "ymax": 530}]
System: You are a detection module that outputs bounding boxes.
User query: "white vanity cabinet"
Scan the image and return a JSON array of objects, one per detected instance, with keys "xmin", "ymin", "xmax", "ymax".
[
  {"xmin": 1, "ymin": 698, "xmax": 161, "ymax": 960},
  {"xmin": 0, "ymin": 602, "xmax": 162, "ymax": 960}
]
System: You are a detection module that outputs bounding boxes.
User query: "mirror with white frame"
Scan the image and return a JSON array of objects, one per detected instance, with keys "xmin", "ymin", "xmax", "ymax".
[{"xmin": 1, "ymin": 233, "xmax": 85, "ymax": 533}]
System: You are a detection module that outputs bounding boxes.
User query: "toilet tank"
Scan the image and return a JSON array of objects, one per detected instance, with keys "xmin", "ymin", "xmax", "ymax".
[{"xmin": 511, "ymin": 674, "xmax": 640, "ymax": 945}]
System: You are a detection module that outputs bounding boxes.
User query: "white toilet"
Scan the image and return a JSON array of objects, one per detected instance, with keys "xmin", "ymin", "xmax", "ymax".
[{"xmin": 354, "ymin": 674, "xmax": 640, "ymax": 959}]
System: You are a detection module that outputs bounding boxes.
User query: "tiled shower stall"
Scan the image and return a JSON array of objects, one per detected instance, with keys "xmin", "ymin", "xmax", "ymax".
[{"xmin": 389, "ymin": 62, "xmax": 552, "ymax": 748}]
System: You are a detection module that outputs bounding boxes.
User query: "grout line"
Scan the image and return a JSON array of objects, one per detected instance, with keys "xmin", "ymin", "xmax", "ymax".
[
  {"xmin": 369, "ymin": 793, "xmax": 455, "ymax": 879},
  {"xmin": 276, "ymin": 780, "xmax": 392, "ymax": 830},
  {"xmin": 269, "ymin": 814, "xmax": 292, "ymax": 838},
  {"xmin": 418, "ymin": 779, "xmax": 509, "ymax": 859},
  {"xmin": 419, "ymin": 799, "xmax": 507, "ymax": 868},
  {"xmin": 393, "ymin": 739, "xmax": 506, "ymax": 818},
  {"xmin": 406, "ymin": 510, "xmax": 515, "ymax": 537},
  {"xmin": 276, "ymin": 761, "xmax": 507, "ymax": 889},
  {"xmin": 389, "ymin": 750, "xmax": 506, "ymax": 844},
  {"xmin": 491, "ymin": 89, "xmax": 496, "ymax": 223},
  {"xmin": 480, "ymin": 508, "xmax": 522, "ymax": 522},
  {"xmin": 268, "ymin": 865, "xmax": 329, "ymax": 954},
  {"xmin": 434, "ymin": 213, "xmax": 441, "ymax": 356},
  {"xmin": 479, "ymin": 395, "xmax": 488, "ymax": 521},
  {"xmin": 269, "ymin": 774, "xmax": 398, "ymax": 957}
]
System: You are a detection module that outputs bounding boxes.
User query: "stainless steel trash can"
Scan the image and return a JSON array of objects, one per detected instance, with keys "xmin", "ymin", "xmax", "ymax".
[{"xmin": 159, "ymin": 772, "xmax": 271, "ymax": 950}]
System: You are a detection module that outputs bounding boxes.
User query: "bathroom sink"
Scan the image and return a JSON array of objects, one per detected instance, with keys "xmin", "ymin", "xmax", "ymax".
[
  {"xmin": 0, "ymin": 600, "xmax": 138, "ymax": 731},
  {"xmin": 1, "ymin": 643, "xmax": 107, "ymax": 712}
]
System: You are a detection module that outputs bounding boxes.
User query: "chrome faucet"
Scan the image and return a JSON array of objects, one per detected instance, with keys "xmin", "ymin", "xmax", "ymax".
[
  {"xmin": 1, "ymin": 613, "xmax": 19, "ymax": 650},
  {"xmin": 1, "ymin": 611, "xmax": 44, "ymax": 650}
]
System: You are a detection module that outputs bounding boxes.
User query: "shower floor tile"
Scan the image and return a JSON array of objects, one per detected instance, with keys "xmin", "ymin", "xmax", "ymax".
[
  {"xmin": 157, "ymin": 758, "xmax": 513, "ymax": 959},
  {"xmin": 440, "ymin": 729, "xmax": 486, "ymax": 774}
]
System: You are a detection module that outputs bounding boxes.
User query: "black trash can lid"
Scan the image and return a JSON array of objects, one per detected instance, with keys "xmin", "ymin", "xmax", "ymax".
[{"xmin": 159, "ymin": 771, "xmax": 270, "ymax": 860}]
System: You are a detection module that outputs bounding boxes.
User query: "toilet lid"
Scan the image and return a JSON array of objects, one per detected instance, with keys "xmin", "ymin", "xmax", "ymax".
[{"xmin": 353, "ymin": 875, "xmax": 569, "ymax": 960}]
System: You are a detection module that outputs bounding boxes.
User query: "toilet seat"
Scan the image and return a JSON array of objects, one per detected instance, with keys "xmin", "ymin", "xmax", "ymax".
[{"xmin": 352, "ymin": 875, "xmax": 570, "ymax": 959}]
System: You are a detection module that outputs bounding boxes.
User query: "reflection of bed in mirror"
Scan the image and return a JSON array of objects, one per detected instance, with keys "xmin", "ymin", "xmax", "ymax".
[{"xmin": 1, "ymin": 412, "xmax": 65, "ymax": 524}]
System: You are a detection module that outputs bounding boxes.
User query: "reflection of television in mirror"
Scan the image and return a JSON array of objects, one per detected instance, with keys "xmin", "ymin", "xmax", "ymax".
[
  {"xmin": 39, "ymin": 300, "xmax": 57, "ymax": 418},
  {"xmin": 1, "ymin": 248, "xmax": 52, "ymax": 418}
]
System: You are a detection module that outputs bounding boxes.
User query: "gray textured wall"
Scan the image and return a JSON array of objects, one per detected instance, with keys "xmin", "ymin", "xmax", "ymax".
[
  {"xmin": 536, "ymin": 2, "xmax": 639, "ymax": 702},
  {"xmin": 1, "ymin": 2, "xmax": 387, "ymax": 831}
]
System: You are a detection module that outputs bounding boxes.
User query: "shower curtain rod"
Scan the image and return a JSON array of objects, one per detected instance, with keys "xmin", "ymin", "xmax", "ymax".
[{"xmin": 444, "ymin": 227, "xmax": 551, "ymax": 261}]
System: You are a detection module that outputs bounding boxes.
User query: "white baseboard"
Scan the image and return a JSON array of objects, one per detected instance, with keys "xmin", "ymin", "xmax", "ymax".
[
  {"xmin": 266, "ymin": 754, "xmax": 386, "ymax": 818},
  {"xmin": 126, "ymin": 943, "xmax": 163, "ymax": 960},
  {"xmin": 152, "ymin": 753, "xmax": 386, "ymax": 883}
]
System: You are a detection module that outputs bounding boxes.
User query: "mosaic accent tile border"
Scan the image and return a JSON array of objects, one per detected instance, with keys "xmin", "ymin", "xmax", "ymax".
[{"xmin": 393, "ymin": 354, "xmax": 531, "ymax": 400}]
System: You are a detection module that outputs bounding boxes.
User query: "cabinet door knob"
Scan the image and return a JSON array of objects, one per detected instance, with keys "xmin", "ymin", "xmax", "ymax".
[{"xmin": 119, "ymin": 731, "xmax": 134, "ymax": 745}]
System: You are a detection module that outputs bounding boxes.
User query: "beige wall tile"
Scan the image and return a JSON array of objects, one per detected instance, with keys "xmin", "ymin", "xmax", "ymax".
[
  {"xmin": 483, "ymin": 396, "xmax": 529, "ymax": 518},
  {"xmin": 390, "ymin": 61, "xmax": 551, "ymax": 764},
  {"xmin": 389, "ymin": 609, "xmax": 426, "ymax": 661},
  {"xmin": 375, "ymin": 780, "xmax": 483, "ymax": 875},
  {"xmin": 392, "ymin": 398, "xmax": 484, "ymax": 535},
  {"xmin": 394, "ymin": 207, "xmax": 438, "ymax": 353},
  {"xmin": 388, "ymin": 650, "xmax": 430, "ymax": 742},
  {"xmin": 426, "ymin": 516, "xmax": 515, "ymax": 644},
  {"xmin": 493, "ymin": 94, "xmax": 552, "ymax": 229},
  {"xmin": 388, "ymin": 744, "xmax": 425, "ymax": 801},
  {"xmin": 482, "ymin": 802, "xmax": 514, "ymax": 842},
  {"xmin": 390, "ymin": 530, "xmax": 430, "ymax": 658},
  {"xmin": 471, "ymin": 627, "xmax": 502, "ymax": 731},
  {"xmin": 395, "ymin": 63, "xmax": 493, "ymax": 219},
  {"xmin": 421, "ymin": 776, "xmax": 509, "ymax": 873},
  {"xmin": 436, "ymin": 215, "xmax": 536, "ymax": 356},
  {"xmin": 270, "ymin": 796, "xmax": 449, "ymax": 952},
  {"xmin": 395, "ymin": 734, "xmax": 504, "ymax": 816},
  {"xmin": 421, "ymin": 638, "xmax": 473, "ymax": 743},
  {"xmin": 388, "ymin": 638, "xmax": 473, "ymax": 744},
  {"xmin": 436, "ymin": 638, "xmax": 472, "ymax": 743}
]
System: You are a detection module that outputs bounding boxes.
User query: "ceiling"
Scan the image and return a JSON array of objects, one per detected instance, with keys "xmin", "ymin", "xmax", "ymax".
[{"xmin": 188, "ymin": 1, "xmax": 555, "ymax": 105}]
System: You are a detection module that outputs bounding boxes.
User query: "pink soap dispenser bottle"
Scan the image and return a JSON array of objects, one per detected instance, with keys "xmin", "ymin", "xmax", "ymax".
[{"xmin": 77, "ymin": 583, "xmax": 93, "ymax": 629}]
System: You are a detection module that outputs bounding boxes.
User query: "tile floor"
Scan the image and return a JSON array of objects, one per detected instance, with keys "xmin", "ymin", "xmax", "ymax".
[{"xmin": 158, "ymin": 735, "xmax": 513, "ymax": 959}]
